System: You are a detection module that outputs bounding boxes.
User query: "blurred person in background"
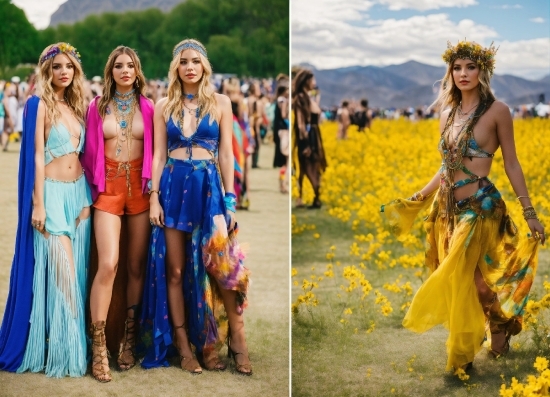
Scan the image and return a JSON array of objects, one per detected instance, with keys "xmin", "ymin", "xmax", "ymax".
[
  {"xmin": 293, "ymin": 69, "xmax": 327, "ymax": 209},
  {"xmin": 336, "ymin": 100, "xmax": 351, "ymax": 139}
]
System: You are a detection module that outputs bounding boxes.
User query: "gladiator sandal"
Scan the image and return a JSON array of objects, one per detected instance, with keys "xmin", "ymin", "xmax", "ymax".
[
  {"xmin": 117, "ymin": 305, "xmax": 140, "ymax": 371},
  {"xmin": 173, "ymin": 323, "xmax": 202, "ymax": 374},
  {"xmin": 90, "ymin": 321, "xmax": 112, "ymax": 383}
]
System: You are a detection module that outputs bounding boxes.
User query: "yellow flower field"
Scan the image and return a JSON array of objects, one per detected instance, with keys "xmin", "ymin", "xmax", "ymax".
[{"xmin": 292, "ymin": 117, "xmax": 550, "ymax": 396}]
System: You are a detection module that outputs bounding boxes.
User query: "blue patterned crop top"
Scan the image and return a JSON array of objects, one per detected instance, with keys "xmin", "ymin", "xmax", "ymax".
[
  {"xmin": 44, "ymin": 123, "xmax": 84, "ymax": 165},
  {"xmin": 166, "ymin": 113, "xmax": 219, "ymax": 158}
]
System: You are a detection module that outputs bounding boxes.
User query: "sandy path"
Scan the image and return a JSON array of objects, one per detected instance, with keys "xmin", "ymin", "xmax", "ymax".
[{"xmin": 0, "ymin": 141, "xmax": 289, "ymax": 396}]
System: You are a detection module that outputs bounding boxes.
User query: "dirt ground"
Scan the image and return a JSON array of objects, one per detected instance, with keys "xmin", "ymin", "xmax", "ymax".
[{"xmin": 0, "ymin": 141, "xmax": 290, "ymax": 396}]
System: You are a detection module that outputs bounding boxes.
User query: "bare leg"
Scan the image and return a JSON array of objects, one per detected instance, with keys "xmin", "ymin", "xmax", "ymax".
[
  {"xmin": 217, "ymin": 285, "xmax": 252, "ymax": 375},
  {"xmin": 164, "ymin": 227, "xmax": 202, "ymax": 374},
  {"xmin": 89, "ymin": 209, "xmax": 121, "ymax": 381},
  {"xmin": 474, "ymin": 267, "xmax": 509, "ymax": 357},
  {"xmin": 303, "ymin": 159, "xmax": 321, "ymax": 206},
  {"xmin": 117, "ymin": 210, "xmax": 150, "ymax": 370},
  {"xmin": 1, "ymin": 131, "xmax": 9, "ymax": 151}
]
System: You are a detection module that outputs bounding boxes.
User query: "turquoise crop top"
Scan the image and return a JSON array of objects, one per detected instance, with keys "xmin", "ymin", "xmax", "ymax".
[
  {"xmin": 166, "ymin": 114, "xmax": 219, "ymax": 159},
  {"xmin": 44, "ymin": 123, "xmax": 84, "ymax": 165}
]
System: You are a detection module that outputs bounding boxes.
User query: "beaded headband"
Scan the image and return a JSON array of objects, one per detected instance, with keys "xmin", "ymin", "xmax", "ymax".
[
  {"xmin": 442, "ymin": 40, "xmax": 498, "ymax": 76},
  {"xmin": 172, "ymin": 42, "xmax": 207, "ymax": 58},
  {"xmin": 40, "ymin": 43, "xmax": 82, "ymax": 65}
]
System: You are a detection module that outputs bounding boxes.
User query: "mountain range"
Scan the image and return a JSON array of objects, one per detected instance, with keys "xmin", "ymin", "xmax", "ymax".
[
  {"xmin": 303, "ymin": 61, "xmax": 550, "ymax": 109},
  {"xmin": 49, "ymin": 0, "xmax": 186, "ymax": 26}
]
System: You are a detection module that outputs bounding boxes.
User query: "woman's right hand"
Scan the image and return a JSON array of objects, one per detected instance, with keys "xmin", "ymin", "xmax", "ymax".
[
  {"xmin": 31, "ymin": 205, "xmax": 46, "ymax": 233},
  {"xmin": 302, "ymin": 147, "xmax": 312, "ymax": 157},
  {"xmin": 149, "ymin": 196, "xmax": 164, "ymax": 228}
]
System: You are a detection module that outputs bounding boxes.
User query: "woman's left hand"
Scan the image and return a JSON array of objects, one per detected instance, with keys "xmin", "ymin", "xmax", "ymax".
[
  {"xmin": 226, "ymin": 210, "xmax": 236, "ymax": 232},
  {"xmin": 527, "ymin": 218, "xmax": 545, "ymax": 245}
]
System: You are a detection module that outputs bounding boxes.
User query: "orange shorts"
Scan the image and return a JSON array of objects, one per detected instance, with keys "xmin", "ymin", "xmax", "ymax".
[{"xmin": 93, "ymin": 157, "xmax": 149, "ymax": 216}]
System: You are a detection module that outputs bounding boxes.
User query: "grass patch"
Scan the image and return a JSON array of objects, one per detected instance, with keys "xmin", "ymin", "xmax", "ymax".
[{"xmin": 292, "ymin": 209, "xmax": 550, "ymax": 397}]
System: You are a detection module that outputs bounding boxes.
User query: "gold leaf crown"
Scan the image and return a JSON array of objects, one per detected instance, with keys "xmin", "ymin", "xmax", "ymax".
[{"xmin": 442, "ymin": 40, "xmax": 498, "ymax": 76}]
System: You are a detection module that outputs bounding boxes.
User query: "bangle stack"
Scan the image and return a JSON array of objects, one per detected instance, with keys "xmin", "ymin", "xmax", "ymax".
[
  {"xmin": 148, "ymin": 189, "xmax": 160, "ymax": 196},
  {"xmin": 410, "ymin": 191, "xmax": 425, "ymax": 202},
  {"xmin": 224, "ymin": 192, "xmax": 237, "ymax": 213},
  {"xmin": 522, "ymin": 206, "xmax": 538, "ymax": 221}
]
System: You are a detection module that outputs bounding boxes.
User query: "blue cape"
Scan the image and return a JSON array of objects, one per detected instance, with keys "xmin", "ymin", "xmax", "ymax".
[{"xmin": 0, "ymin": 96, "xmax": 39, "ymax": 371}]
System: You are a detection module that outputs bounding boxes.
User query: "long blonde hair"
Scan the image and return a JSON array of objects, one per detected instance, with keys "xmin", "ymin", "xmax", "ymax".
[
  {"xmin": 163, "ymin": 39, "xmax": 217, "ymax": 124},
  {"xmin": 97, "ymin": 46, "xmax": 147, "ymax": 118},
  {"xmin": 36, "ymin": 43, "xmax": 86, "ymax": 124},
  {"xmin": 431, "ymin": 59, "xmax": 496, "ymax": 112}
]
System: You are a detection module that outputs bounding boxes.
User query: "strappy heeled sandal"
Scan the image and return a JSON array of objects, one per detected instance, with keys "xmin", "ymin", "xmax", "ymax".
[
  {"xmin": 201, "ymin": 354, "xmax": 227, "ymax": 371},
  {"xmin": 117, "ymin": 305, "xmax": 139, "ymax": 371},
  {"xmin": 173, "ymin": 323, "xmax": 202, "ymax": 374},
  {"xmin": 489, "ymin": 329, "xmax": 511, "ymax": 359},
  {"xmin": 90, "ymin": 321, "xmax": 112, "ymax": 383},
  {"xmin": 227, "ymin": 336, "xmax": 252, "ymax": 376}
]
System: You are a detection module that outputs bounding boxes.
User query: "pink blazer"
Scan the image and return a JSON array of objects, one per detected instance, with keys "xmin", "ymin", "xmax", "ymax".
[{"xmin": 81, "ymin": 95, "xmax": 154, "ymax": 202}]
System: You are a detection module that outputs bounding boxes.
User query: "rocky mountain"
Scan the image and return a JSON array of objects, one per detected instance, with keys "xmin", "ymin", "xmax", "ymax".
[
  {"xmin": 49, "ymin": 0, "xmax": 186, "ymax": 26},
  {"xmin": 306, "ymin": 60, "xmax": 550, "ymax": 109}
]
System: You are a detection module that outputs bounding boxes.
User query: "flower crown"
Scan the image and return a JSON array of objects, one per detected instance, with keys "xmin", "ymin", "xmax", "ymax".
[
  {"xmin": 442, "ymin": 40, "xmax": 498, "ymax": 76},
  {"xmin": 172, "ymin": 41, "xmax": 207, "ymax": 58},
  {"xmin": 40, "ymin": 43, "xmax": 82, "ymax": 65}
]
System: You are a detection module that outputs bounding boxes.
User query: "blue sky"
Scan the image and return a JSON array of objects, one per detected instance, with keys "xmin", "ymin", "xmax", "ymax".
[{"xmin": 292, "ymin": 0, "xmax": 550, "ymax": 80}]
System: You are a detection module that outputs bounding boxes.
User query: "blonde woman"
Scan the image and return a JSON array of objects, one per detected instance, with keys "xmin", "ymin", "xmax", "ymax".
[
  {"xmin": 82, "ymin": 46, "xmax": 154, "ymax": 382},
  {"xmin": 0, "ymin": 43, "xmax": 91, "ymax": 377},
  {"xmin": 382, "ymin": 40, "xmax": 544, "ymax": 374},
  {"xmin": 142, "ymin": 39, "xmax": 251, "ymax": 375}
]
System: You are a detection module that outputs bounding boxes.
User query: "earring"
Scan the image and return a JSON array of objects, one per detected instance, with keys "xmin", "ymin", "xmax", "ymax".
[{"xmin": 135, "ymin": 80, "xmax": 140, "ymax": 88}]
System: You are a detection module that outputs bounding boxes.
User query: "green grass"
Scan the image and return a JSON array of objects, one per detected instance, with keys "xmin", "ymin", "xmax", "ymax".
[{"xmin": 292, "ymin": 209, "xmax": 550, "ymax": 397}]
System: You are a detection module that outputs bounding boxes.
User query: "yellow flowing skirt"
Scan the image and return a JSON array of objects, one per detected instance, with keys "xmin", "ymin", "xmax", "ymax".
[{"xmin": 382, "ymin": 184, "xmax": 539, "ymax": 372}]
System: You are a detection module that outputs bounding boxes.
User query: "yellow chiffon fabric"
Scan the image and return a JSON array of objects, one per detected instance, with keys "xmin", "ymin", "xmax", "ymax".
[{"xmin": 382, "ymin": 185, "xmax": 539, "ymax": 372}]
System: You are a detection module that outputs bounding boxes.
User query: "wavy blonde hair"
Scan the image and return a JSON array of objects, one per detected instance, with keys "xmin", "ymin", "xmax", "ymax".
[
  {"xmin": 431, "ymin": 58, "xmax": 496, "ymax": 112},
  {"xmin": 97, "ymin": 46, "xmax": 147, "ymax": 118},
  {"xmin": 163, "ymin": 39, "xmax": 217, "ymax": 124},
  {"xmin": 36, "ymin": 42, "xmax": 86, "ymax": 124}
]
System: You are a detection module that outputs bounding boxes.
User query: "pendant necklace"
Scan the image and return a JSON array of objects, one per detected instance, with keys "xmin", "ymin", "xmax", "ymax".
[{"xmin": 113, "ymin": 89, "xmax": 136, "ymax": 158}]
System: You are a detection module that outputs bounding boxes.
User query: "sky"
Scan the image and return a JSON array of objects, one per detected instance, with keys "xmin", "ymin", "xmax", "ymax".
[
  {"xmin": 291, "ymin": 0, "xmax": 550, "ymax": 80},
  {"xmin": 12, "ymin": 0, "xmax": 67, "ymax": 29}
]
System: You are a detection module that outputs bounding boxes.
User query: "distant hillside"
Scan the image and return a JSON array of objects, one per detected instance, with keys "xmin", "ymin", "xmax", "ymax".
[
  {"xmin": 303, "ymin": 61, "xmax": 550, "ymax": 108},
  {"xmin": 49, "ymin": 0, "xmax": 186, "ymax": 26}
]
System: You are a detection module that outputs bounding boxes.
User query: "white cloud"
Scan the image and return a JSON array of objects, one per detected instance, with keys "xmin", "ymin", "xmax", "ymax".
[
  {"xmin": 496, "ymin": 38, "xmax": 550, "ymax": 78},
  {"xmin": 377, "ymin": 0, "xmax": 477, "ymax": 11},
  {"xmin": 530, "ymin": 17, "xmax": 545, "ymax": 23},
  {"xmin": 12, "ymin": 0, "xmax": 67, "ymax": 29},
  {"xmin": 291, "ymin": 5, "xmax": 549, "ymax": 80},
  {"xmin": 497, "ymin": 4, "xmax": 522, "ymax": 9},
  {"xmin": 292, "ymin": 12, "xmax": 497, "ymax": 69}
]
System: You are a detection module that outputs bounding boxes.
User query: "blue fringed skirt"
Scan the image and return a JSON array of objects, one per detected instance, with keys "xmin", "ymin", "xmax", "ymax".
[{"xmin": 17, "ymin": 174, "xmax": 92, "ymax": 378}]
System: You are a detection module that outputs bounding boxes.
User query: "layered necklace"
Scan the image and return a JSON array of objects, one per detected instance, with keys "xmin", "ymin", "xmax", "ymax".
[
  {"xmin": 178, "ymin": 92, "xmax": 201, "ymax": 134},
  {"xmin": 113, "ymin": 89, "xmax": 137, "ymax": 158}
]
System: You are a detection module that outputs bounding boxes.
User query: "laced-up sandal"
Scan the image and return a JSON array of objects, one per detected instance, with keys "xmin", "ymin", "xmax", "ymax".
[
  {"xmin": 227, "ymin": 337, "xmax": 252, "ymax": 376},
  {"xmin": 90, "ymin": 321, "xmax": 112, "ymax": 383},
  {"xmin": 173, "ymin": 323, "xmax": 202, "ymax": 374},
  {"xmin": 117, "ymin": 305, "xmax": 139, "ymax": 371}
]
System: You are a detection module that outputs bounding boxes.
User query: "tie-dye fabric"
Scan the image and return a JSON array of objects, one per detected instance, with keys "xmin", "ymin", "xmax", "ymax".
[{"xmin": 382, "ymin": 182, "xmax": 539, "ymax": 372}]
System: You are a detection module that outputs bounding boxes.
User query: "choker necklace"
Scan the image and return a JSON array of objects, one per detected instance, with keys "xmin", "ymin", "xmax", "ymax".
[
  {"xmin": 56, "ymin": 98, "xmax": 65, "ymax": 102},
  {"xmin": 115, "ymin": 89, "xmax": 135, "ymax": 98},
  {"xmin": 183, "ymin": 93, "xmax": 198, "ymax": 100}
]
